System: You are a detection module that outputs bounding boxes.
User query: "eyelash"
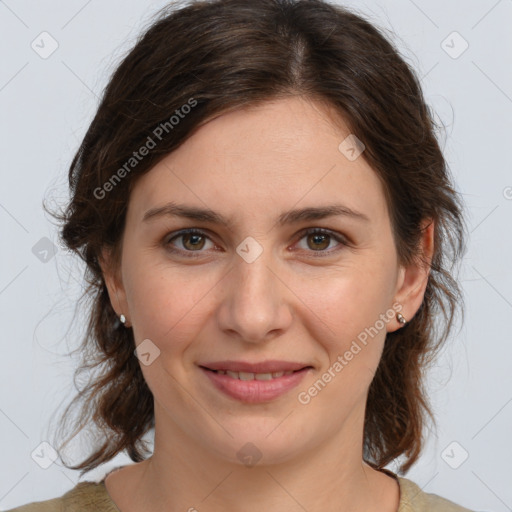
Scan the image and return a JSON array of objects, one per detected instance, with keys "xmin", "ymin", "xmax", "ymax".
[{"xmin": 163, "ymin": 227, "xmax": 348, "ymax": 258}]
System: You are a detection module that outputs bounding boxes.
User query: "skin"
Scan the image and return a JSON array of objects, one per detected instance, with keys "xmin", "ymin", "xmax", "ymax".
[{"xmin": 100, "ymin": 95, "xmax": 434, "ymax": 512}]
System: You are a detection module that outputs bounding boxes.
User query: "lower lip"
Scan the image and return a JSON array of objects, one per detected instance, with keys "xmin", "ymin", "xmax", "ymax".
[{"xmin": 200, "ymin": 367, "xmax": 311, "ymax": 403}]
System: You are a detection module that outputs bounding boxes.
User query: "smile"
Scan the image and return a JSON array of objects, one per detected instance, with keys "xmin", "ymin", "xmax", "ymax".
[
  {"xmin": 200, "ymin": 366, "xmax": 311, "ymax": 403},
  {"xmin": 209, "ymin": 369, "xmax": 297, "ymax": 380}
]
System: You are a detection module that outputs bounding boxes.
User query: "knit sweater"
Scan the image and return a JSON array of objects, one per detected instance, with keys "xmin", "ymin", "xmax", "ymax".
[{"xmin": 6, "ymin": 470, "xmax": 474, "ymax": 511}]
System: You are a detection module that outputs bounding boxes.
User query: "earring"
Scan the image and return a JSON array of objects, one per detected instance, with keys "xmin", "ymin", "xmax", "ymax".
[
  {"xmin": 119, "ymin": 314, "xmax": 126, "ymax": 324},
  {"xmin": 396, "ymin": 312, "xmax": 407, "ymax": 325}
]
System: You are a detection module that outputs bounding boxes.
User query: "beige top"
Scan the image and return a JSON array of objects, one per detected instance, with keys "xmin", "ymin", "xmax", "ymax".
[{"xmin": 6, "ymin": 469, "xmax": 474, "ymax": 511}]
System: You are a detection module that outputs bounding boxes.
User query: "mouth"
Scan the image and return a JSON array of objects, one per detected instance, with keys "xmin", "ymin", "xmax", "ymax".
[
  {"xmin": 198, "ymin": 364, "xmax": 313, "ymax": 403},
  {"xmin": 200, "ymin": 366, "xmax": 312, "ymax": 381}
]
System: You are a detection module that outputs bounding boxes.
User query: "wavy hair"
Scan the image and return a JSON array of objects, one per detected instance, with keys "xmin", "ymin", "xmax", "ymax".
[{"xmin": 48, "ymin": 0, "xmax": 467, "ymax": 477}]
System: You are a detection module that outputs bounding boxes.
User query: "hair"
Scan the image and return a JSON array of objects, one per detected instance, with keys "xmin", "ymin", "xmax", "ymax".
[{"xmin": 48, "ymin": 0, "xmax": 466, "ymax": 477}]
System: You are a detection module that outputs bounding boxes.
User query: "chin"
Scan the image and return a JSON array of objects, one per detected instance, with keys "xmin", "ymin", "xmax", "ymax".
[{"xmin": 199, "ymin": 423, "xmax": 312, "ymax": 468}]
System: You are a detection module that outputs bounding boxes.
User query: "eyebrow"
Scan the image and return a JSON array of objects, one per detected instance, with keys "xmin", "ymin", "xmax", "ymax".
[{"xmin": 142, "ymin": 201, "xmax": 370, "ymax": 227}]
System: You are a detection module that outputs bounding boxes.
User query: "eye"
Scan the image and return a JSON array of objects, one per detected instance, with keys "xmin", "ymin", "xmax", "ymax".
[
  {"xmin": 164, "ymin": 229, "xmax": 215, "ymax": 255},
  {"xmin": 163, "ymin": 227, "xmax": 347, "ymax": 257},
  {"xmin": 294, "ymin": 228, "xmax": 347, "ymax": 256}
]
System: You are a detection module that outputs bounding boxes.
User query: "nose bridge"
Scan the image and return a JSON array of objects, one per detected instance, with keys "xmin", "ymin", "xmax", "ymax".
[
  {"xmin": 220, "ymin": 240, "xmax": 290, "ymax": 342},
  {"xmin": 236, "ymin": 246, "xmax": 274, "ymax": 301}
]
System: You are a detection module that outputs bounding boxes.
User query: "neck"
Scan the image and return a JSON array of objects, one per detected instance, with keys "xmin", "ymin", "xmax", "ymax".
[{"xmin": 119, "ymin": 405, "xmax": 399, "ymax": 512}]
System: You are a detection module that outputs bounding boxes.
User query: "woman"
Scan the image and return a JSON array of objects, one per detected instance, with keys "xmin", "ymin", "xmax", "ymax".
[{"xmin": 8, "ymin": 0, "xmax": 473, "ymax": 510}]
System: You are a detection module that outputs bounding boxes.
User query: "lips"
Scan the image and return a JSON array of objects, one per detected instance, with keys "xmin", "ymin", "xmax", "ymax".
[
  {"xmin": 198, "ymin": 359, "xmax": 314, "ymax": 403},
  {"xmin": 200, "ymin": 365, "xmax": 312, "ymax": 403}
]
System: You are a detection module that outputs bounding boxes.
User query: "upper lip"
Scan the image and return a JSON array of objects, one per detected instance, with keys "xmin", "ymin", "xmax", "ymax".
[{"xmin": 199, "ymin": 360, "xmax": 312, "ymax": 373}]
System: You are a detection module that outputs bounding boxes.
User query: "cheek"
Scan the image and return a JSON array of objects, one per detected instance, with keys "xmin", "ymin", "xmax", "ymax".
[
  {"xmin": 299, "ymin": 263, "xmax": 395, "ymax": 338},
  {"xmin": 292, "ymin": 257, "xmax": 396, "ymax": 387},
  {"xmin": 294, "ymin": 277, "xmax": 391, "ymax": 409},
  {"xmin": 123, "ymin": 256, "xmax": 219, "ymax": 348}
]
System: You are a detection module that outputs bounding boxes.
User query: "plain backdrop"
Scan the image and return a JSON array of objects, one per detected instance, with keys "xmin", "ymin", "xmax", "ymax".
[{"xmin": 1, "ymin": 0, "xmax": 511, "ymax": 510}]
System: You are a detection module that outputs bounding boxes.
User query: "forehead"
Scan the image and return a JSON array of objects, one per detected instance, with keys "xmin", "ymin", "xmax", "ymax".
[{"xmin": 127, "ymin": 97, "xmax": 389, "ymax": 229}]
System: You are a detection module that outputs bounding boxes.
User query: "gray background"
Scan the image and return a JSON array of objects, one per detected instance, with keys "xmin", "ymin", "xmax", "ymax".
[{"xmin": 1, "ymin": 0, "xmax": 511, "ymax": 510}]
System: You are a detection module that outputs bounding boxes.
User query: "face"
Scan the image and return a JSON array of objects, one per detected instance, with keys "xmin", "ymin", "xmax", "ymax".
[{"xmin": 103, "ymin": 96, "xmax": 426, "ymax": 467}]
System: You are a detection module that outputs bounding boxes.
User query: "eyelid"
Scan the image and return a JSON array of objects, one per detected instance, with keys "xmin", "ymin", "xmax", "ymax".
[{"xmin": 163, "ymin": 227, "xmax": 349, "ymax": 257}]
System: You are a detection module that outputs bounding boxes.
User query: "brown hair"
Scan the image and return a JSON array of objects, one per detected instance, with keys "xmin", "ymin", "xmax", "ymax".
[{"xmin": 49, "ymin": 0, "xmax": 466, "ymax": 477}]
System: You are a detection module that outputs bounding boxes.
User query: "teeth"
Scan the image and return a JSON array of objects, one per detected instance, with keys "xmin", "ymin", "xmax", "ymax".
[
  {"xmin": 214, "ymin": 369, "xmax": 295, "ymax": 380},
  {"xmin": 255, "ymin": 373, "xmax": 273, "ymax": 381}
]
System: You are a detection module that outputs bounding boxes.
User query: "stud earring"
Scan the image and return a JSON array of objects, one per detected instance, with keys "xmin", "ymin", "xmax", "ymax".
[
  {"xmin": 119, "ymin": 314, "xmax": 126, "ymax": 324},
  {"xmin": 396, "ymin": 312, "xmax": 407, "ymax": 325}
]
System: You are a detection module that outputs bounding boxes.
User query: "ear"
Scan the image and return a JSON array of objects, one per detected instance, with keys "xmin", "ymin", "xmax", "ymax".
[
  {"xmin": 387, "ymin": 218, "xmax": 435, "ymax": 332},
  {"xmin": 99, "ymin": 246, "xmax": 131, "ymax": 327}
]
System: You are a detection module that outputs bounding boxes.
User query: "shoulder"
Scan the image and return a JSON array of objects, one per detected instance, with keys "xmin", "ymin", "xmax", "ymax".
[
  {"xmin": 4, "ymin": 481, "xmax": 119, "ymax": 512},
  {"xmin": 398, "ymin": 477, "xmax": 475, "ymax": 512},
  {"xmin": 5, "ymin": 474, "xmax": 475, "ymax": 512}
]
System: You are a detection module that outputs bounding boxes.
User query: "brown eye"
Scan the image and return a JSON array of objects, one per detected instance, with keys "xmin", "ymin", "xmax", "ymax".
[
  {"xmin": 295, "ymin": 228, "xmax": 347, "ymax": 256},
  {"xmin": 181, "ymin": 232, "xmax": 207, "ymax": 251},
  {"xmin": 165, "ymin": 229, "xmax": 214, "ymax": 254},
  {"xmin": 306, "ymin": 232, "xmax": 331, "ymax": 251}
]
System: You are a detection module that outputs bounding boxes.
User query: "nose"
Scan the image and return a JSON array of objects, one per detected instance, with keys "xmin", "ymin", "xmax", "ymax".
[{"xmin": 216, "ymin": 245, "xmax": 293, "ymax": 344}]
